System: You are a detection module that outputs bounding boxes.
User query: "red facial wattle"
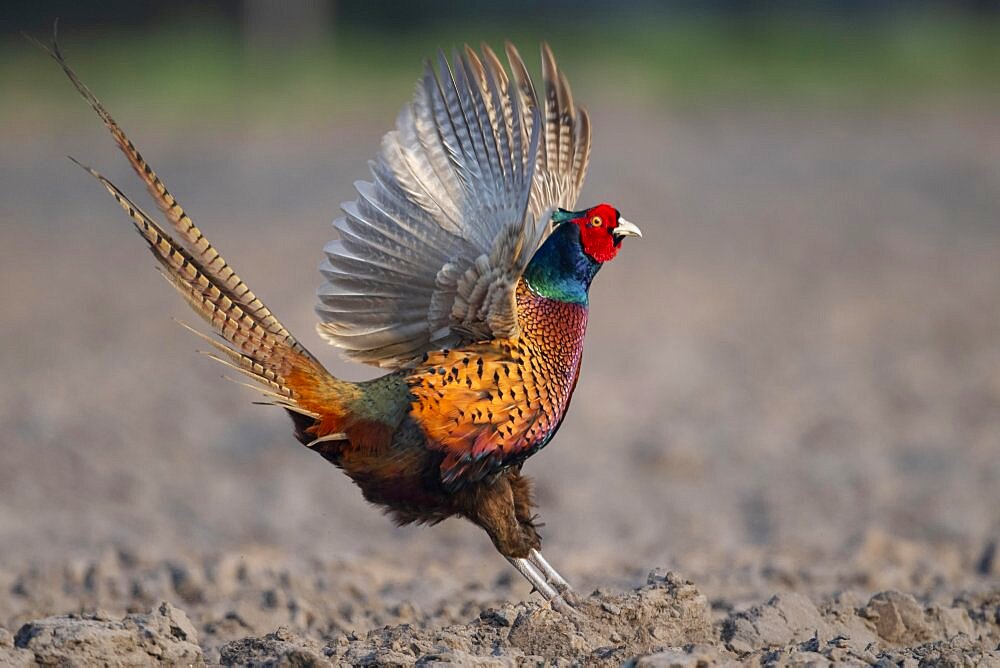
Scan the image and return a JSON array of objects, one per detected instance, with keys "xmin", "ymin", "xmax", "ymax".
[{"xmin": 575, "ymin": 203, "xmax": 623, "ymax": 263}]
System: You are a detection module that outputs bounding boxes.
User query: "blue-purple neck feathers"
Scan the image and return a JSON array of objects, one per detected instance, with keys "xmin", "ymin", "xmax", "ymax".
[{"xmin": 523, "ymin": 222, "xmax": 601, "ymax": 306}]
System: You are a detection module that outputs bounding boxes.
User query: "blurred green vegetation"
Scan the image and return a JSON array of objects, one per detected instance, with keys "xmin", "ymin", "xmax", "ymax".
[{"xmin": 4, "ymin": 11, "xmax": 999, "ymax": 132}]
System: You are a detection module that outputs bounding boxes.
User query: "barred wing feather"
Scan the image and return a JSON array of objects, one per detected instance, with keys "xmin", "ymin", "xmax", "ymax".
[{"xmin": 317, "ymin": 42, "xmax": 592, "ymax": 369}]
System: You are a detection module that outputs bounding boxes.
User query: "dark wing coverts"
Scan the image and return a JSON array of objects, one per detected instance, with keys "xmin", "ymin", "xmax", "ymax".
[{"xmin": 317, "ymin": 43, "xmax": 591, "ymax": 368}]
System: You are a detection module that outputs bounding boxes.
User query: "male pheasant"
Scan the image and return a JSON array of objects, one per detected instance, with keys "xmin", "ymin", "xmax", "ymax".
[{"xmin": 46, "ymin": 38, "xmax": 640, "ymax": 610}]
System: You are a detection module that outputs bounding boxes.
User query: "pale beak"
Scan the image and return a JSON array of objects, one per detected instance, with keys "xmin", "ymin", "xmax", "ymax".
[{"xmin": 613, "ymin": 218, "xmax": 642, "ymax": 239}]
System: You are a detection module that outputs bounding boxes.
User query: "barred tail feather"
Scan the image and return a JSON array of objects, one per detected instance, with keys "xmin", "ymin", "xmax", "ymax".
[
  {"xmin": 71, "ymin": 159, "xmax": 329, "ymax": 413},
  {"xmin": 37, "ymin": 34, "xmax": 315, "ymax": 366},
  {"xmin": 41, "ymin": 32, "xmax": 368, "ymax": 451}
]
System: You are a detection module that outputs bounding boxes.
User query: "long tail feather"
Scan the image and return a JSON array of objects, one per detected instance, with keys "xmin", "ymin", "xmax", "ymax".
[
  {"xmin": 40, "ymin": 31, "xmax": 363, "ymax": 448},
  {"xmin": 69, "ymin": 157, "xmax": 325, "ymax": 403},
  {"xmin": 36, "ymin": 33, "xmax": 316, "ymax": 366}
]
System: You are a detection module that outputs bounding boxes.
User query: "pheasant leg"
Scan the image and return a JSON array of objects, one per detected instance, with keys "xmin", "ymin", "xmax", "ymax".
[
  {"xmin": 529, "ymin": 549, "xmax": 580, "ymax": 605},
  {"xmin": 506, "ymin": 557, "xmax": 578, "ymax": 616}
]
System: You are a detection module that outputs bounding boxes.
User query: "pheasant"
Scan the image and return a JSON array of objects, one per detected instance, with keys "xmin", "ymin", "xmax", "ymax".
[{"xmin": 45, "ymin": 37, "xmax": 640, "ymax": 611}]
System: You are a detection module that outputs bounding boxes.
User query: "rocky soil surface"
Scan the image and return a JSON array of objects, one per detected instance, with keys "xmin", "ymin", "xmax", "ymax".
[{"xmin": 2, "ymin": 536, "xmax": 998, "ymax": 665}]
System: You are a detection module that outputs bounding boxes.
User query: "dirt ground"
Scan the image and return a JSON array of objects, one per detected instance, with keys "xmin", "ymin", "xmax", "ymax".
[{"xmin": 1, "ymin": 99, "xmax": 999, "ymax": 664}]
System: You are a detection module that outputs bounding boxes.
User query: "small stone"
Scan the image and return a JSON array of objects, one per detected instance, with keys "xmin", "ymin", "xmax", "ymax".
[
  {"xmin": 480, "ymin": 607, "xmax": 515, "ymax": 627},
  {"xmin": 863, "ymin": 591, "xmax": 932, "ymax": 645},
  {"xmin": 601, "ymin": 601, "xmax": 622, "ymax": 615}
]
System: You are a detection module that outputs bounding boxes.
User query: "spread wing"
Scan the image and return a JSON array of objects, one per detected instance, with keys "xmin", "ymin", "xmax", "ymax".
[{"xmin": 317, "ymin": 43, "xmax": 592, "ymax": 368}]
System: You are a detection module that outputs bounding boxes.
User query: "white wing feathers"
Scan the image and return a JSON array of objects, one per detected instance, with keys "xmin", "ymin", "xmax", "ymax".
[{"xmin": 317, "ymin": 43, "xmax": 591, "ymax": 369}]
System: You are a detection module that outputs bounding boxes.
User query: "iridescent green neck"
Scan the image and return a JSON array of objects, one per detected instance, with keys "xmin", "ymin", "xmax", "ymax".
[{"xmin": 523, "ymin": 222, "xmax": 600, "ymax": 305}]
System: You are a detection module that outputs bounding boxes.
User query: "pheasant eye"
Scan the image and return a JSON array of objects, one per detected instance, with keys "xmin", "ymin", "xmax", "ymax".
[{"xmin": 590, "ymin": 216, "xmax": 602, "ymax": 227}]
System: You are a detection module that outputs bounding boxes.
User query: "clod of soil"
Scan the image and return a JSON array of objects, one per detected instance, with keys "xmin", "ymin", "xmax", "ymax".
[{"xmin": 12, "ymin": 602, "xmax": 201, "ymax": 666}]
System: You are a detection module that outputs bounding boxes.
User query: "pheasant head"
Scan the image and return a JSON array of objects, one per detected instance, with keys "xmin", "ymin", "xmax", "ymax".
[{"xmin": 524, "ymin": 204, "xmax": 641, "ymax": 304}]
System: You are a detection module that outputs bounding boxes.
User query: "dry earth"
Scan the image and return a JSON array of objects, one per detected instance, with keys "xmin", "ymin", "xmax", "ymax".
[
  {"xmin": 1, "ymin": 99, "xmax": 999, "ymax": 664},
  {"xmin": 2, "ymin": 549, "xmax": 999, "ymax": 665}
]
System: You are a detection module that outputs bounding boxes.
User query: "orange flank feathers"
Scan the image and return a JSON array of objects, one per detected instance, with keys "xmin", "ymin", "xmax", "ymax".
[{"xmin": 409, "ymin": 280, "xmax": 588, "ymax": 489}]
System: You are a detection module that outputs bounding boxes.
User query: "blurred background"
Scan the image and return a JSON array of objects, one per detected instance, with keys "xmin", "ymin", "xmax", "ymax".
[{"xmin": 1, "ymin": 0, "xmax": 999, "ymax": 639}]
